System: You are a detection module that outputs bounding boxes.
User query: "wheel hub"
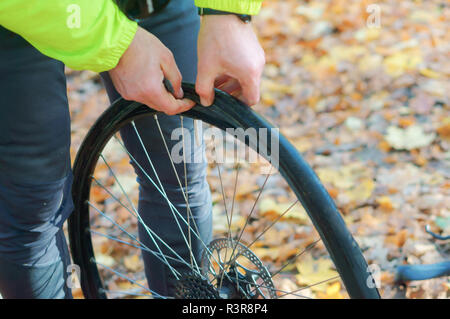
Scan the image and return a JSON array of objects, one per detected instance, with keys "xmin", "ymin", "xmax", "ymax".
[
  {"xmin": 202, "ymin": 238, "xmax": 276, "ymax": 299},
  {"xmin": 174, "ymin": 238, "xmax": 275, "ymax": 299}
]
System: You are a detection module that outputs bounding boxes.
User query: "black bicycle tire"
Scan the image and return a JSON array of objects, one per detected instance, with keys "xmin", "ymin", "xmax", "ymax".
[{"xmin": 68, "ymin": 83, "xmax": 380, "ymax": 299}]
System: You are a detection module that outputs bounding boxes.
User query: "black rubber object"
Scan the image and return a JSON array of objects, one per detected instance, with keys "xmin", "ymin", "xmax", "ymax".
[{"xmin": 68, "ymin": 83, "xmax": 381, "ymax": 299}]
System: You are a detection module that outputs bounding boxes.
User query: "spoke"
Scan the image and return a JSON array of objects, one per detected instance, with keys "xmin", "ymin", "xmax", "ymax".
[
  {"xmin": 91, "ymin": 174, "xmax": 191, "ymax": 278},
  {"xmin": 277, "ymin": 275, "xmax": 341, "ymax": 298},
  {"xmin": 217, "ymin": 164, "xmax": 240, "ymax": 291},
  {"xmin": 112, "ymin": 131, "xmax": 233, "ymax": 283},
  {"xmin": 153, "ymin": 114, "xmax": 203, "ymax": 241},
  {"xmin": 87, "ymin": 200, "xmax": 183, "ymax": 278},
  {"xmin": 217, "ymin": 163, "xmax": 231, "ymax": 234},
  {"xmin": 214, "ymin": 276, "xmax": 312, "ymax": 299},
  {"xmin": 98, "ymin": 156, "xmax": 179, "ymax": 278},
  {"xmin": 89, "ymin": 181, "xmax": 201, "ymax": 277},
  {"xmin": 225, "ymin": 167, "xmax": 273, "ymax": 271},
  {"xmin": 228, "ymin": 165, "xmax": 240, "ymax": 240},
  {"xmin": 112, "ymin": 134, "xmax": 203, "ymax": 270},
  {"xmin": 244, "ymin": 238, "xmax": 321, "ymax": 297},
  {"xmin": 270, "ymin": 239, "xmax": 321, "ymax": 279},
  {"xmin": 246, "ymin": 200, "xmax": 299, "ymax": 250},
  {"xmin": 89, "ymin": 229, "xmax": 183, "ymax": 265},
  {"xmin": 130, "ymin": 121, "xmax": 199, "ymax": 273},
  {"xmin": 153, "ymin": 115, "xmax": 235, "ymax": 279},
  {"xmin": 180, "ymin": 116, "xmax": 194, "ymax": 270},
  {"xmin": 95, "ymin": 260, "xmax": 171, "ymax": 299}
]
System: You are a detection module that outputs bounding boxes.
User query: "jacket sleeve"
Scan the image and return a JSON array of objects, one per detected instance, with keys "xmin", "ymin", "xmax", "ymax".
[
  {"xmin": 0, "ymin": 0, "xmax": 137, "ymax": 72},
  {"xmin": 195, "ymin": 0, "xmax": 263, "ymax": 15}
]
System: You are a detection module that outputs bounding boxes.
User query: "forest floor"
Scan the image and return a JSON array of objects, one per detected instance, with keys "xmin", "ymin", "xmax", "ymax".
[{"xmin": 66, "ymin": 0, "xmax": 449, "ymax": 299}]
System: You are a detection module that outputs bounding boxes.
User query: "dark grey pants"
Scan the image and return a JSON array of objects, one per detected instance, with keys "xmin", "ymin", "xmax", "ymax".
[{"xmin": 0, "ymin": 0, "xmax": 212, "ymax": 298}]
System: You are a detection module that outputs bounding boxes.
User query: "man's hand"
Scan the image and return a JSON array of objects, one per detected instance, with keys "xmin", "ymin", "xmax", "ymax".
[
  {"xmin": 196, "ymin": 15, "xmax": 265, "ymax": 106},
  {"xmin": 109, "ymin": 26, "xmax": 195, "ymax": 115}
]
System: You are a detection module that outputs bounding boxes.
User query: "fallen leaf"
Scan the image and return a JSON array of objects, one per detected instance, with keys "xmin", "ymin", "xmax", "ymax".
[
  {"xmin": 295, "ymin": 256, "xmax": 339, "ymax": 292},
  {"xmin": 385, "ymin": 125, "xmax": 435, "ymax": 150},
  {"xmin": 316, "ymin": 282, "xmax": 344, "ymax": 299},
  {"xmin": 376, "ymin": 196, "xmax": 395, "ymax": 212},
  {"xmin": 95, "ymin": 254, "xmax": 116, "ymax": 267},
  {"xmin": 259, "ymin": 198, "xmax": 308, "ymax": 222},
  {"xmin": 124, "ymin": 254, "xmax": 142, "ymax": 272}
]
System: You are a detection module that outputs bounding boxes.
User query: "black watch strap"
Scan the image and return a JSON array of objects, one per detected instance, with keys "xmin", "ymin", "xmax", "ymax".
[{"xmin": 198, "ymin": 8, "xmax": 252, "ymax": 23}]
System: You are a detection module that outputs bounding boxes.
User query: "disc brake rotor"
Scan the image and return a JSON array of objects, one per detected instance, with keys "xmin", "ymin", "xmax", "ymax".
[{"xmin": 201, "ymin": 238, "xmax": 276, "ymax": 299}]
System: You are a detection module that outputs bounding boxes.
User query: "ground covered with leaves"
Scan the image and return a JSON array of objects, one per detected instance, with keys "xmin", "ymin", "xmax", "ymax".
[{"xmin": 67, "ymin": 0, "xmax": 449, "ymax": 299}]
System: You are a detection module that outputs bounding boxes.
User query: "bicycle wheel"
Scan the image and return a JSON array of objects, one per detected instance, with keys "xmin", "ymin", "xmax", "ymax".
[{"xmin": 68, "ymin": 83, "xmax": 380, "ymax": 299}]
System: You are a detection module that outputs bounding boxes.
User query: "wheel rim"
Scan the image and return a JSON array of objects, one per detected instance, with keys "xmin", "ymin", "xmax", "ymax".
[{"xmin": 68, "ymin": 84, "xmax": 380, "ymax": 299}]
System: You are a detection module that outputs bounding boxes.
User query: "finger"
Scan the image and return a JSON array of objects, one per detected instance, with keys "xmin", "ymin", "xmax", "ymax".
[
  {"xmin": 146, "ymin": 80, "xmax": 194, "ymax": 115},
  {"xmin": 161, "ymin": 52, "xmax": 184, "ymax": 99},
  {"xmin": 196, "ymin": 66, "xmax": 217, "ymax": 106},
  {"xmin": 238, "ymin": 74, "xmax": 261, "ymax": 106}
]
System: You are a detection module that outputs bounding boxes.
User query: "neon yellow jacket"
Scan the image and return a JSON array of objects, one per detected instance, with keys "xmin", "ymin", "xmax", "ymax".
[{"xmin": 0, "ymin": 1, "xmax": 262, "ymax": 72}]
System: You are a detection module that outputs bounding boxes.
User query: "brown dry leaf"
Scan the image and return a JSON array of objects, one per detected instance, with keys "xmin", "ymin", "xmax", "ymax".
[
  {"xmin": 276, "ymin": 241, "xmax": 301, "ymax": 264},
  {"xmin": 235, "ymin": 183, "xmax": 259, "ymax": 201},
  {"xmin": 376, "ymin": 196, "xmax": 395, "ymax": 212},
  {"xmin": 72, "ymin": 288, "xmax": 84, "ymax": 299},
  {"xmin": 68, "ymin": 0, "xmax": 449, "ymax": 299},
  {"xmin": 436, "ymin": 119, "xmax": 450, "ymax": 139},
  {"xmin": 91, "ymin": 185, "xmax": 109, "ymax": 203},
  {"xmin": 385, "ymin": 229, "xmax": 409, "ymax": 248}
]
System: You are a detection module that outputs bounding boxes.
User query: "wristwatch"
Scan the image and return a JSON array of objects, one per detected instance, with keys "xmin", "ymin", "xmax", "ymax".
[{"xmin": 198, "ymin": 8, "xmax": 252, "ymax": 23}]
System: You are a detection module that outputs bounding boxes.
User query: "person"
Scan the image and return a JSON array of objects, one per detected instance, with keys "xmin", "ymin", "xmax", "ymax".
[{"xmin": 0, "ymin": 0, "xmax": 265, "ymax": 298}]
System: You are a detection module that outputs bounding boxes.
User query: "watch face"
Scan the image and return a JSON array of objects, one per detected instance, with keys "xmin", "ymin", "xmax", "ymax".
[{"xmin": 114, "ymin": 0, "xmax": 171, "ymax": 21}]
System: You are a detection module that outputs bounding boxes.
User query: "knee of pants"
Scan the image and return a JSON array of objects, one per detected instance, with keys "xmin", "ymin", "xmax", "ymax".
[
  {"xmin": 0, "ymin": 173, "xmax": 74, "ymax": 266},
  {"xmin": 0, "ymin": 229, "xmax": 73, "ymax": 299}
]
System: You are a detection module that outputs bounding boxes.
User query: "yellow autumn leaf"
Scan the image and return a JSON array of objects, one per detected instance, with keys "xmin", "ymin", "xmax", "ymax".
[
  {"xmin": 344, "ymin": 178, "xmax": 375, "ymax": 203},
  {"xmin": 316, "ymin": 164, "xmax": 375, "ymax": 203},
  {"xmin": 259, "ymin": 198, "xmax": 308, "ymax": 222},
  {"xmin": 116, "ymin": 280, "xmax": 136, "ymax": 291},
  {"xmin": 95, "ymin": 254, "xmax": 116, "ymax": 267},
  {"xmin": 329, "ymin": 45, "xmax": 367, "ymax": 62},
  {"xmin": 124, "ymin": 254, "xmax": 142, "ymax": 272},
  {"xmin": 316, "ymin": 282, "xmax": 344, "ymax": 299},
  {"xmin": 212, "ymin": 208, "xmax": 245, "ymax": 233},
  {"xmin": 235, "ymin": 183, "xmax": 260, "ymax": 201},
  {"xmin": 420, "ymin": 68, "xmax": 441, "ymax": 79},
  {"xmin": 252, "ymin": 247, "xmax": 279, "ymax": 261},
  {"xmin": 295, "ymin": 256, "xmax": 339, "ymax": 292},
  {"xmin": 383, "ymin": 51, "xmax": 423, "ymax": 77}
]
